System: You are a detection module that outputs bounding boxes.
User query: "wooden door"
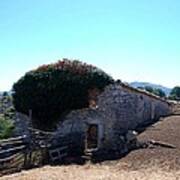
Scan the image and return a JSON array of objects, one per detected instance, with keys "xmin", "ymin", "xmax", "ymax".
[{"xmin": 86, "ymin": 124, "xmax": 98, "ymax": 149}]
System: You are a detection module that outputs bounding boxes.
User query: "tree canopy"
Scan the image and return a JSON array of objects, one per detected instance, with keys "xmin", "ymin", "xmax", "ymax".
[
  {"xmin": 169, "ymin": 86, "xmax": 180, "ymax": 100},
  {"xmin": 13, "ymin": 59, "xmax": 114, "ymax": 130},
  {"xmin": 153, "ymin": 88, "xmax": 166, "ymax": 98},
  {"xmin": 138, "ymin": 86, "xmax": 166, "ymax": 98}
]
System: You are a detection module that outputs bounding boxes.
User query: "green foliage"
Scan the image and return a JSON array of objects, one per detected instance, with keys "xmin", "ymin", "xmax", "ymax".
[
  {"xmin": 139, "ymin": 86, "xmax": 166, "ymax": 98},
  {"xmin": 144, "ymin": 86, "xmax": 154, "ymax": 93},
  {"xmin": 153, "ymin": 88, "xmax": 166, "ymax": 98},
  {"xmin": 0, "ymin": 115, "xmax": 14, "ymax": 139},
  {"xmin": 13, "ymin": 59, "xmax": 114, "ymax": 130},
  {"xmin": 0, "ymin": 93, "xmax": 15, "ymax": 139},
  {"xmin": 0, "ymin": 93, "xmax": 15, "ymax": 118},
  {"xmin": 169, "ymin": 86, "xmax": 180, "ymax": 100}
]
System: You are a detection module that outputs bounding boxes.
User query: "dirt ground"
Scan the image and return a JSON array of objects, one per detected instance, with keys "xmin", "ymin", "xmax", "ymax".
[
  {"xmin": 1, "ymin": 164, "xmax": 180, "ymax": 180},
  {"xmin": 1, "ymin": 115, "xmax": 180, "ymax": 180},
  {"xmin": 118, "ymin": 115, "xmax": 180, "ymax": 171}
]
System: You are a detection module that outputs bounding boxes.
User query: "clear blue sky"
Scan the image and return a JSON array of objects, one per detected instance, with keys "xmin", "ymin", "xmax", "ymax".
[{"xmin": 0, "ymin": 0, "xmax": 180, "ymax": 91}]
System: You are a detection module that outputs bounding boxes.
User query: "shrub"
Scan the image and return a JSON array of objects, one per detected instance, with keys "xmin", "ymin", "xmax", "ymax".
[
  {"xmin": 13, "ymin": 59, "xmax": 114, "ymax": 130},
  {"xmin": 0, "ymin": 115, "xmax": 14, "ymax": 139}
]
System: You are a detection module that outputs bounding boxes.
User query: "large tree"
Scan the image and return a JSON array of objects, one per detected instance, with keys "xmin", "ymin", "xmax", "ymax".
[{"xmin": 13, "ymin": 59, "xmax": 114, "ymax": 130}]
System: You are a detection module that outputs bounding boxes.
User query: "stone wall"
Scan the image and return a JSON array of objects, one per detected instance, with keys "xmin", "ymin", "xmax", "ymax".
[
  {"xmin": 52, "ymin": 83, "xmax": 171, "ymax": 157},
  {"xmin": 12, "ymin": 113, "xmax": 32, "ymax": 137},
  {"xmin": 96, "ymin": 83, "xmax": 171, "ymax": 154},
  {"xmin": 169, "ymin": 101, "xmax": 180, "ymax": 115},
  {"xmin": 51, "ymin": 109, "xmax": 104, "ymax": 151},
  {"xmin": 98, "ymin": 83, "xmax": 170, "ymax": 131}
]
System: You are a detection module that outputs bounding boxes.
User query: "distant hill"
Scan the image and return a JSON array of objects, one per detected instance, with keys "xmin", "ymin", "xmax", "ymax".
[
  {"xmin": 0, "ymin": 91, "xmax": 12, "ymax": 96},
  {"xmin": 130, "ymin": 81, "xmax": 172, "ymax": 96}
]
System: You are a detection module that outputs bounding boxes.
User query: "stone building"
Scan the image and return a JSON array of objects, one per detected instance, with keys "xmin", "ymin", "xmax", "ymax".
[{"xmin": 51, "ymin": 82, "xmax": 171, "ymax": 159}]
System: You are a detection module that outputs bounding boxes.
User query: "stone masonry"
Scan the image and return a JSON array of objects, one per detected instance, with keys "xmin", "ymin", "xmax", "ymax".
[{"xmin": 52, "ymin": 82, "xmax": 171, "ymax": 158}]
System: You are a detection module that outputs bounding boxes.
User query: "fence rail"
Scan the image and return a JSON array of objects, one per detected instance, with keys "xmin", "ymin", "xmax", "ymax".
[
  {"xmin": 0, "ymin": 130, "xmax": 72, "ymax": 177},
  {"xmin": 49, "ymin": 146, "xmax": 68, "ymax": 162}
]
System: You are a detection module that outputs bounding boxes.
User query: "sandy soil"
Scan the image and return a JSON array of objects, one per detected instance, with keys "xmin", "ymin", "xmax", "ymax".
[
  {"xmin": 1, "ymin": 164, "xmax": 180, "ymax": 180},
  {"xmin": 1, "ymin": 115, "xmax": 180, "ymax": 180}
]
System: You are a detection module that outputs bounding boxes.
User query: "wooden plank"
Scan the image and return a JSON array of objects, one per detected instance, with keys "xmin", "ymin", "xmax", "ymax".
[
  {"xmin": 28, "ymin": 127, "xmax": 54, "ymax": 135},
  {"xmin": 53, "ymin": 152, "xmax": 66, "ymax": 159},
  {"xmin": 149, "ymin": 140, "xmax": 176, "ymax": 149},
  {"xmin": 0, "ymin": 140, "xmax": 26, "ymax": 147},
  {"xmin": 0, "ymin": 135, "xmax": 27, "ymax": 143},
  {"xmin": 0, "ymin": 154, "xmax": 24, "ymax": 171},
  {"xmin": 0, "ymin": 152, "xmax": 23, "ymax": 163},
  {"xmin": 0, "ymin": 145, "xmax": 26, "ymax": 155},
  {"xmin": 10, "ymin": 157, "xmax": 24, "ymax": 168},
  {"xmin": 0, "ymin": 165, "xmax": 23, "ymax": 177},
  {"xmin": 49, "ymin": 146, "xmax": 68, "ymax": 153},
  {"xmin": 0, "ymin": 167, "xmax": 20, "ymax": 176},
  {"xmin": 49, "ymin": 146, "xmax": 68, "ymax": 162},
  {"xmin": 59, "ymin": 152, "xmax": 67, "ymax": 158},
  {"xmin": 12, "ymin": 153, "xmax": 25, "ymax": 163},
  {"xmin": 50, "ymin": 152, "xmax": 67, "ymax": 162}
]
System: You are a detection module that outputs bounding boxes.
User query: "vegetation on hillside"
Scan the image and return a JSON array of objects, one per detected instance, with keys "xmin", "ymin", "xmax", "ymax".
[
  {"xmin": 13, "ymin": 59, "xmax": 114, "ymax": 130},
  {"xmin": 138, "ymin": 86, "xmax": 166, "ymax": 98},
  {"xmin": 0, "ymin": 115, "xmax": 14, "ymax": 139},
  {"xmin": 0, "ymin": 92, "xmax": 15, "ymax": 139},
  {"xmin": 138, "ymin": 85, "xmax": 180, "ymax": 101},
  {"xmin": 169, "ymin": 86, "xmax": 180, "ymax": 101}
]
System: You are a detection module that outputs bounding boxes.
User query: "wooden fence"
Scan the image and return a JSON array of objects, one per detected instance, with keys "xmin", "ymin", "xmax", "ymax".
[
  {"xmin": 0, "ymin": 135, "xmax": 28, "ymax": 176},
  {"xmin": 0, "ymin": 129, "xmax": 72, "ymax": 177}
]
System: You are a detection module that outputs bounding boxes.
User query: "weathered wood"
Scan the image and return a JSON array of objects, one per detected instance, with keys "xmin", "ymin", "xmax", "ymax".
[
  {"xmin": 28, "ymin": 127, "xmax": 54, "ymax": 135},
  {"xmin": 149, "ymin": 140, "xmax": 176, "ymax": 149},
  {"xmin": 50, "ymin": 146, "xmax": 68, "ymax": 152},
  {"xmin": 10, "ymin": 158, "xmax": 24, "ymax": 168},
  {"xmin": 30, "ymin": 150, "xmax": 43, "ymax": 166},
  {"xmin": 23, "ymin": 152, "xmax": 32, "ymax": 168},
  {"xmin": 0, "ymin": 135, "xmax": 27, "ymax": 144},
  {"xmin": 49, "ymin": 146, "xmax": 68, "ymax": 162},
  {"xmin": 0, "ymin": 167, "xmax": 21, "ymax": 176},
  {"xmin": 0, "ymin": 145, "xmax": 26, "ymax": 155},
  {"xmin": 0, "ymin": 140, "xmax": 26, "ymax": 147},
  {"xmin": 12, "ymin": 153, "xmax": 25, "ymax": 163},
  {"xmin": 0, "ymin": 152, "xmax": 23, "ymax": 163},
  {"xmin": 0, "ymin": 132, "xmax": 71, "ymax": 176}
]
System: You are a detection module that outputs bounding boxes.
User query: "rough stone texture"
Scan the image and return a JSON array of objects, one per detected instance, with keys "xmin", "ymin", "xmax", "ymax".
[
  {"xmin": 51, "ymin": 109, "xmax": 104, "ymax": 152},
  {"xmin": 169, "ymin": 101, "xmax": 180, "ymax": 115},
  {"xmin": 96, "ymin": 84, "xmax": 171, "ymax": 154},
  {"xmin": 12, "ymin": 112, "xmax": 32, "ymax": 137},
  {"xmin": 52, "ymin": 83, "xmax": 171, "ymax": 157}
]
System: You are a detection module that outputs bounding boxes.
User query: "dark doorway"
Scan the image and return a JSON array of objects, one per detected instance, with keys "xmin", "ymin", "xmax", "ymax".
[{"xmin": 86, "ymin": 124, "xmax": 98, "ymax": 149}]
